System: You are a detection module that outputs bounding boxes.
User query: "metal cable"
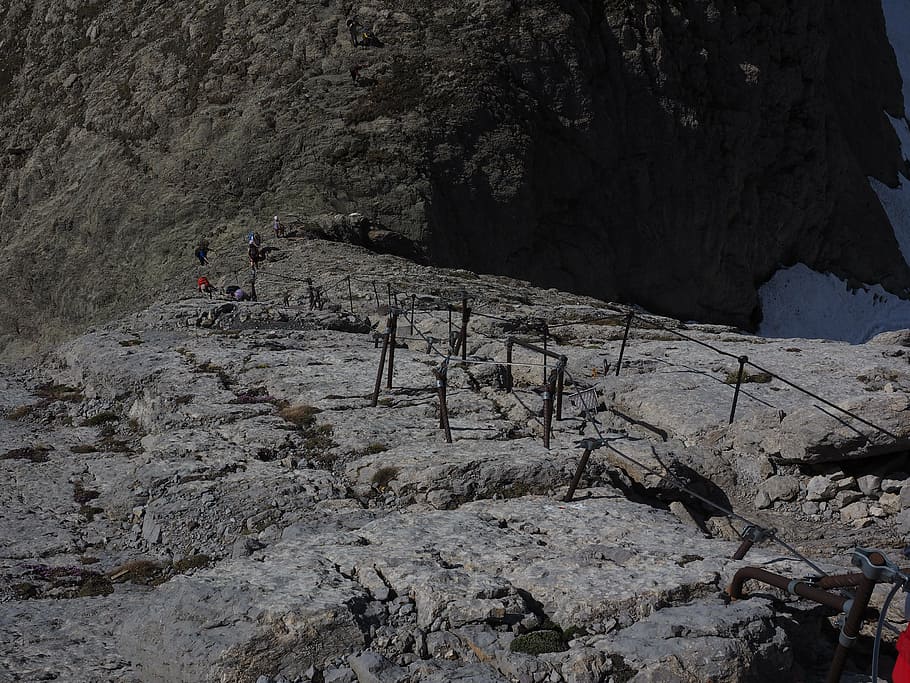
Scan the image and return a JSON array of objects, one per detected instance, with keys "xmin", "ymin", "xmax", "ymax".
[
  {"xmin": 563, "ymin": 369, "xmax": 830, "ymax": 578},
  {"xmin": 872, "ymin": 580, "xmax": 905, "ymax": 679}
]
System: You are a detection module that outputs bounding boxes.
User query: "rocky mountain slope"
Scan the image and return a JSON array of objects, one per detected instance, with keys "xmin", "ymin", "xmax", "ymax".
[
  {"xmin": 2, "ymin": 0, "xmax": 910, "ymax": 355},
  {"xmin": 2, "ymin": 237, "xmax": 910, "ymax": 682}
]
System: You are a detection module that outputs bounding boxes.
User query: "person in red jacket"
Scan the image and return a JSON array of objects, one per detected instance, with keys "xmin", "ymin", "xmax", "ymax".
[{"xmin": 197, "ymin": 276, "xmax": 215, "ymax": 298}]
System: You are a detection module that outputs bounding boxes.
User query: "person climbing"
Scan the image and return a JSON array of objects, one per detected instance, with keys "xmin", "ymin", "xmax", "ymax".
[
  {"xmin": 248, "ymin": 232, "xmax": 265, "ymax": 270},
  {"xmin": 272, "ymin": 215, "xmax": 285, "ymax": 238},
  {"xmin": 350, "ymin": 63, "xmax": 365, "ymax": 85},
  {"xmin": 194, "ymin": 240, "xmax": 209, "ymax": 266},
  {"xmin": 197, "ymin": 275, "xmax": 215, "ymax": 298},
  {"xmin": 346, "ymin": 17, "xmax": 360, "ymax": 46},
  {"xmin": 233, "ymin": 287, "xmax": 249, "ymax": 301}
]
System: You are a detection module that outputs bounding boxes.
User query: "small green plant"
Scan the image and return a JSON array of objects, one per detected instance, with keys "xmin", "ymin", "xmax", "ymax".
[
  {"xmin": 371, "ymin": 466, "xmax": 399, "ymax": 491},
  {"xmin": 509, "ymin": 630, "xmax": 568, "ymax": 655},
  {"xmin": 80, "ymin": 412, "xmax": 118, "ymax": 427}
]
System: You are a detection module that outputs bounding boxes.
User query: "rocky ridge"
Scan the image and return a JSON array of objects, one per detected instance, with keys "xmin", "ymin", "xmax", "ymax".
[{"xmin": 2, "ymin": 238, "xmax": 910, "ymax": 682}]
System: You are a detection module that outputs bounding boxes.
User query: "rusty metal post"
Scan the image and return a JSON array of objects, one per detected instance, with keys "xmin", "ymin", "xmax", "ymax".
[
  {"xmin": 728, "ymin": 355, "xmax": 748, "ymax": 424},
  {"xmin": 555, "ymin": 356, "xmax": 567, "ymax": 420},
  {"xmin": 505, "ymin": 339, "xmax": 514, "ymax": 393},
  {"xmin": 542, "ymin": 375, "xmax": 556, "ymax": 449},
  {"xmin": 459, "ymin": 296, "xmax": 470, "ymax": 361},
  {"xmin": 347, "ymin": 276, "xmax": 354, "ymax": 313},
  {"xmin": 615, "ymin": 312, "xmax": 633, "ymax": 376},
  {"xmin": 386, "ymin": 311, "xmax": 399, "ymax": 390},
  {"xmin": 371, "ymin": 315, "xmax": 392, "ymax": 406},
  {"xmin": 564, "ymin": 447, "xmax": 592, "ymax": 502},
  {"xmin": 372, "ymin": 281, "xmax": 380, "ymax": 311},
  {"xmin": 447, "ymin": 305, "xmax": 453, "ymax": 352},
  {"xmin": 826, "ymin": 552, "xmax": 885, "ymax": 683},
  {"xmin": 433, "ymin": 366, "xmax": 452, "ymax": 443},
  {"xmin": 542, "ymin": 323, "xmax": 549, "ymax": 384},
  {"xmin": 386, "ymin": 283, "xmax": 392, "ymax": 308},
  {"xmin": 410, "ymin": 294, "xmax": 416, "ymax": 335}
]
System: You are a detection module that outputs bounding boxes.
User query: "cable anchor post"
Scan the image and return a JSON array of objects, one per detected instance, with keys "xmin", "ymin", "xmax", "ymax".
[
  {"xmin": 564, "ymin": 437, "xmax": 606, "ymax": 502},
  {"xmin": 433, "ymin": 362, "xmax": 452, "ymax": 443},
  {"xmin": 371, "ymin": 312, "xmax": 394, "ymax": 407},
  {"xmin": 616, "ymin": 311, "xmax": 634, "ymax": 376},
  {"xmin": 728, "ymin": 355, "xmax": 748, "ymax": 424},
  {"xmin": 732, "ymin": 524, "xmax": 775, "ymax": 561},
  {"xmin": 386, "ymin": 309, "xmax": 399, "ymax": 390},
  {"xmin": 555, "ymin": 356, "xmax": 567, "ymax": 421},
  {"xmin": 504, "ymin": 338, "xmax": 514, "ymax": 393}
]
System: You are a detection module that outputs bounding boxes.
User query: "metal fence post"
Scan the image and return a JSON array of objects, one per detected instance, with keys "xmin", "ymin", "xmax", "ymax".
[
  {"xmin": 615, "ymin": 312, "xmax": 633, "ymax": 376},
  {"xmin": 564, "ymin": 447, "xmax": 593, "ymax": 502},
  {"xmin": 371, "ymin": 314, "xmax": 392, "ymax": 406},
  {"xmin": 386, "ymin": 311, "xmax": 399, "ymax": 390},
  {"xmin": 729, "ymin": 355, "xmax": 748, "ymax": 424}
]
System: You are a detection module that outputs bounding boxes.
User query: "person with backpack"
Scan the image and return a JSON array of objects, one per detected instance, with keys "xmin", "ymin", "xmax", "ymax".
[
  {"xmin": 194, "ymin": 240, "xmax": 209, "ymax": 266},
  {"xmin": 248, "ymin": 232, "xmax": 264, "ymax": 270},
  {"xmin": 272, "ymin": 215, "xmax": 285, "ymax": 238},
  {"xmin": 197, "ymin": 276, "xmax": 215, "ymax": 297}
]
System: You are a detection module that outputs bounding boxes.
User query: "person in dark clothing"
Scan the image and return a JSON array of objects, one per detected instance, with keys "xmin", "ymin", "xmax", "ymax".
[
  {"xmin": 347, "ymin": 17, "xmax": 360, "ymax": 46},
  {"xmin": 194, "ymin": 240, "xmax": 209, "ymax": 266}
]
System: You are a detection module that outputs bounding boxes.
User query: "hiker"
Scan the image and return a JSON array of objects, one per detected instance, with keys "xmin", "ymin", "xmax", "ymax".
[
  {"xmin": 249, "ymin": 240, "xmax": 261, "ymax": 270},
  {"xmin": 272, "ymin": 215, "xmax": 285, "ymax": 238},
  {"xmin": 349, "ymin": 64, "xmax": 361, "ymax": 85},
  {"xmin": 197, "ymin": 276, "xmax": 215, "ymax": 298},
  {"xmin": 346, "ymin": 17, "xmax": 360, "ymax": 46},
  {"xmin": 234, "ymin": 287, "xmax": 249, "ymax": 301},
  {"xmin": 194, "ymin": 240, "xmax": 209, "ymax": 266}
]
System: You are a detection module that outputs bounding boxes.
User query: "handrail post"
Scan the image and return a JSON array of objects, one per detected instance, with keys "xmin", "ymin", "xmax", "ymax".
[
  {"xmin": 460, "ymin": 295, "xmax": 470, "ymax": 361},
  {"xmin": 347, "ymin": 276, "xmax": 354, "ymax": 313},
  {"xmin": 555, "ymin": 356, "xmax": 567, "ymax": 420},
  {"xmin": 434, "ymin": 366, "xmax": 452, "ymax": 443},
  {"xmin": 564, "ymin": 447, "xmax": 593, "ymax": 502},
  {"xmin": 386, "ymin": 310, "xmax": 399, "ymax": 390},
  {"xmin": 372, "ymin": 281, "xmax": 380, "ymax": 311},
  {"xmin": 306, "ymin": 278, "xmax": 316, "ymax": 310},
  {"xmin": 542, "ymin": 323, "xmax": 549, "ymax": 384},
  {"xmin": 371, "ymin": 314, "xmax": 392, "ymax": 406},
  {"xmin": 505, "ymin": 339, "xmax": 514, "ymax": 393},
  {"xmin": 447, "ymin": 305, "xmax": 454, "ymax": 353},
  {"xmin": 728, "ymin": 355, "xmax": 748, "ymax": 424},
  {"xmin": 542, "ymin": 374, "xmax": 556, "ymax": 449},
  {"xmin": 826, "ymin": 552, "xmax": 884, "ymax": 683},
  {"xmin": 615, "ymin": 312, "xmax": 633, "ymax": 376},
  {"xmin": 410, "ymin": 294, "xmax": 416, "ymax": 335}
]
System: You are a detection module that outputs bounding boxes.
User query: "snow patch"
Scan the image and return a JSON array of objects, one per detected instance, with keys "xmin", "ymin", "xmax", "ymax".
[{"xmin": 758, "ymin": 264, "xmax": 910, "ymax": 344}]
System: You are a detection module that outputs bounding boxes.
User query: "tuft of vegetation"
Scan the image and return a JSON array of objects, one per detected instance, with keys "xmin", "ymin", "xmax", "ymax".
[
  {"xmin": 6, "ymin": 404, "xmax": 38, "ymax": 420},
  {"xmin": 302, "ymin": 424, "xmax": 336, "ymax": 465},
  {"xmin": 172, "ymin": 554, "xmax": 212, "ymax": 574},
  {"xmin": 371, "ymin": 466, "xmax": 399, "ymax": 491},
  {"xmin": 278, "ymin": 404, "xmax": 321, "ymax": 429},
  {"xmin": 70, "ymin": 444, "xmax": 98, "ymax": 454},
  {"xmin": 1, "ymin": 446, "xmax": 51, "ymax": 463},
  {"xmin": 79, "ymin": 505, "xmax": 104, "ymax": 522},
  {"xmin": 35, "ymin": 382, "xmax": 83, "ymax": 402},
  {"xmin": 509, "ymin": 630, "xmax": 568, "ymax": 655},
  {"xmin": 355, "ymin": 443, "xmax": 389, "ymax": 456},
  {"xmin": 723, "ymin": 369, "xmax": 772, "ymax": 385},
  {"xmin": 108, "ymin": 559, "xmax": 168, "ymax": 586},
  {"xmin": 118, "ymin": 338, "xmax": 143, "ymax": 347},
  {"xmin": 231, "ymin": 386, "xmax": 284, "ymax": 405},
  {"xmin": 19, "ymin": 564, "xmax": 113, "ymax": 599},
  {"xmin": 80, "ymin": 411, "xmax": 119, "ymax": 427},
  {"xmin": 195, "ymin": 361, "xmax": 233, "ymax": 388},
  {"xmin": 73, "ymin": 482, "xmax": 100, "ymax": 505}
]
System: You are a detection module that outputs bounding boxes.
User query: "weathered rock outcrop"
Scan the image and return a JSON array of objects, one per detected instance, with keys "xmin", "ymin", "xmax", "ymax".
[
  {"xmin": 3, "ymin": 240, "xmax": 910, "ymax": 681},
  {"xmin": 1, "ymin": 0, "xmax": 908, "ymax": 355}
]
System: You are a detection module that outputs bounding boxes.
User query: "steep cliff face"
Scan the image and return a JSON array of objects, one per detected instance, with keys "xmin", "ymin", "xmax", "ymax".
[{"xmin": 0, "ymin": 0, "xmax": 907, "ymax": 355}]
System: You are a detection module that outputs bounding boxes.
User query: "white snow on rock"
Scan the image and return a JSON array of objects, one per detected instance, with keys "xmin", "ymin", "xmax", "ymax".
[
  {"xmin": 758, "ymin": 1, "xmax": 910, "ymax": 343},
  {"xmin": 758, "ymin": 264, "xmax": 910, "ymax": 343}
]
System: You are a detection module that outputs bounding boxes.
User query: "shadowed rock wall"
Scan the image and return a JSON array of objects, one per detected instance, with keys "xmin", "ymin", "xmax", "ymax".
[{"xmin": 0, "ymin": 0, "xmax": 907, "ymax": 355}]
